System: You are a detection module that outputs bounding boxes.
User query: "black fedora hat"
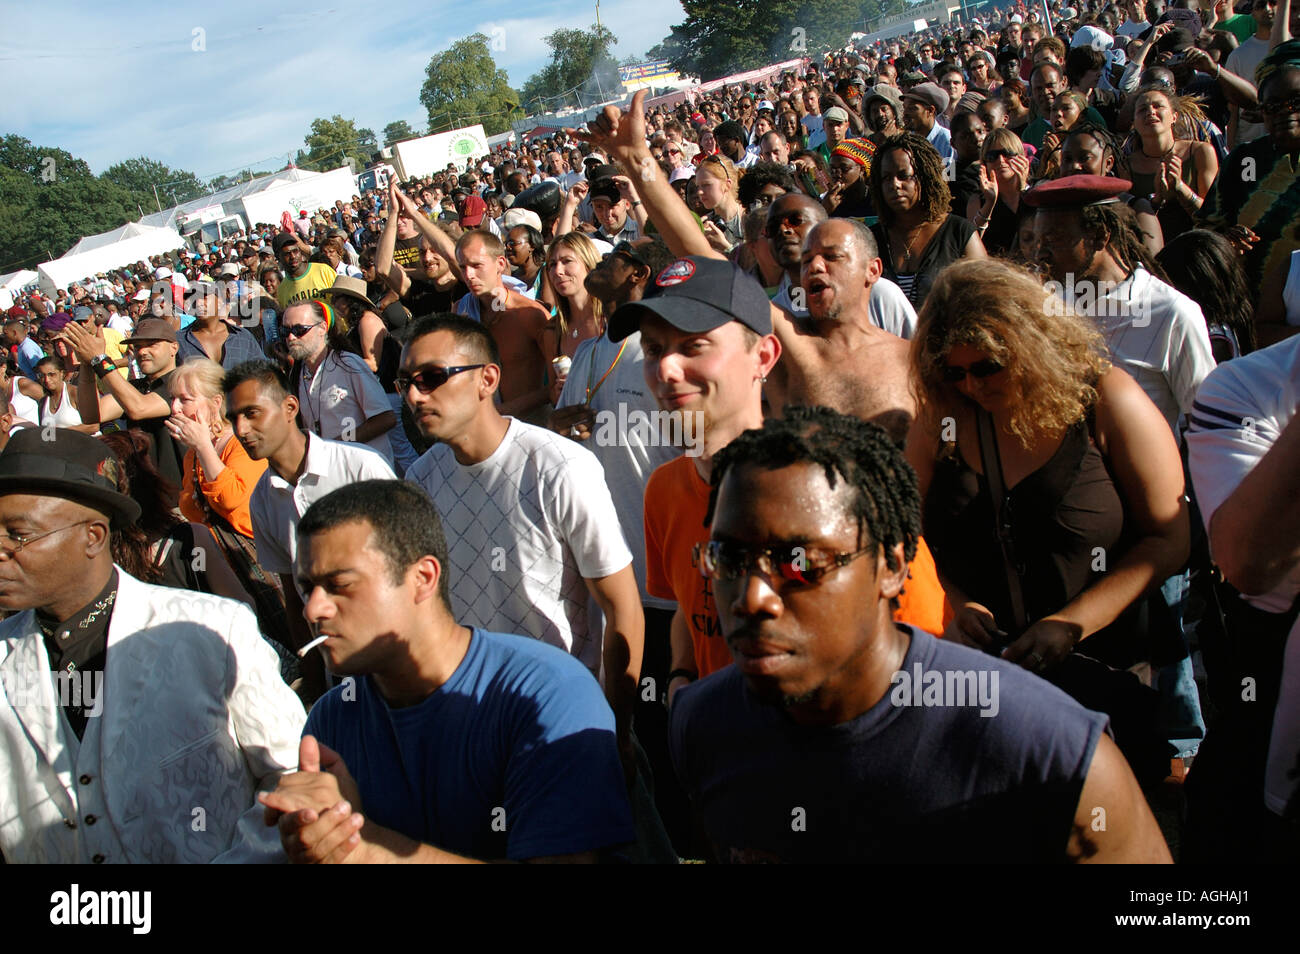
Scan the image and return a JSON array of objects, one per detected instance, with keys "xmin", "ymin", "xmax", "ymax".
[{"xmin": 0, "ymin": 429, "xmax": 141, "ymax": 528}]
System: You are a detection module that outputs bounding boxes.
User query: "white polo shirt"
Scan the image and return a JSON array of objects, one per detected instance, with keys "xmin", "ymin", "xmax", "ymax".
[
  {"xmin": 248, "ymin": 432, "xmax": 396, "ymax": 576},
  {"xmin": 1060, "ymin": 266, "xmax": 1215, "ymax": 435},
  {"xmin": 298, "ymin": 349, "xmax": 395, "ymax": 465}
]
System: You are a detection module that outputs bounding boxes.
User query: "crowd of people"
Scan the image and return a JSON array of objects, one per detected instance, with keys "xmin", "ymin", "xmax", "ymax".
[{"xmin": 0, "ymin": 0, "xmax": 1298, "ymax": 864}]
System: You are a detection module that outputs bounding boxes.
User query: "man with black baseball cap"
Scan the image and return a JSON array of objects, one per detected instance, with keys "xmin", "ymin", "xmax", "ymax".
[
  {"xmin": 60, "ymin": 316, "xmax": 187, "ymax": 504},
  {"xmin": 607, "ymin": 256, "xmax": 781, "ymax": 706},
  {"xmin": 0, "ymin": 429, "xmax": 305, "ymax": 862}
]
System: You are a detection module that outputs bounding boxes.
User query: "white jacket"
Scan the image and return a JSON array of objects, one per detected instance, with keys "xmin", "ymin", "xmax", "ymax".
[{"xmin": 0, "ymin": 569, "xmax": 305, "ymax": 863}]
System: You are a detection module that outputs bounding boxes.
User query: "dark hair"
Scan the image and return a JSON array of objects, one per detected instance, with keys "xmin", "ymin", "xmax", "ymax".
[
  {"xmin": 738, "ymin": 161, "xmax": 798, "ymax": 208},
  {"xmin": 1156, "ymin": 230, "xmax": 1257, "ymax": 358},
  {"xmin": 1079, "ymin": 202, "xmax": 1166, "ymax": 279},
  {"xmin": 508, "ymin": 224, "xmax": 546, "ymax": 266},
  {"xmin": 224, "ymin": 359, "xmax": 291, "ymax": 400},
  {"xmin": 870, "ymin": 133, "xmax": 952, "ymax": 225},
  {"xmin": 298, "ymin": 480, "xmax": 451, "ymax": 601},
  {"xmin": 98, "ymin": 429, "xmax": 180, "ymax": 582},
  {"xmin": 638, "ymin": 237, "xmax": 677, "ymax": 277},
  {"xmin": 403, "ymin": 313, "xmax": 501, "ymax": 367},
  {"xmin": 34, "ymin": 354, "xmax": 62, "ymax": 373},
  {"xmin": 1065, "ymin": 45, "xmax": 1106, "ymax": 85},
  {"xmin": 1063, "ymin": 121, "xmax": 1120, "ymax": 173},
  {"xmin": 704, "ymin": 406, "xmax": 921, "ymax": 578}
]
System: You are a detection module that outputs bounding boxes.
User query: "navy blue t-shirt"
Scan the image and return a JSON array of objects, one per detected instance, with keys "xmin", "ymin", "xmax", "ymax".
[
  {"xmin": 304, "ymin": 628, "xmax": 634, "ymax": 860},
  {"xmin": 670, "ymin": 626, "xmax": 1108, "ymax": 863}
]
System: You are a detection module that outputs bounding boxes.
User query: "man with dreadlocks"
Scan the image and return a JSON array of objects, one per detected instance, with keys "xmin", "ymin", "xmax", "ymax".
[
  {"xmin": 1030, "ymin": 174, "xmax": 1214, "ymax": 435},
  {"xmin": 668, "ymin": 406, "xmax": 1172, "ymax": 863}
]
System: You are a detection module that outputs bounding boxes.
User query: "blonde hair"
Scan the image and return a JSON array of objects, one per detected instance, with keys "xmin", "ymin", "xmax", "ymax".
[
  {"xmin": 546, "ymin": 232, "xmax": 604, "ymax": 339},
  {"xmin": 696, "ymin": 154, "xmax": 741, "ymax": 198},
  {"xmin": 172, "ymin": 356, "xmax": 229, "ymax": 426},
  {"xmin": 911, "ymin": 258, "xmax": 1111, "ymax": 449}
]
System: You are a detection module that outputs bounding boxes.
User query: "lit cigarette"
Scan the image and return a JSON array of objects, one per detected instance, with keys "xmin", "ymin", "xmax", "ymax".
[{"xmin": 298, "ymin": 635, "xmax": 329, "ymax": 657}]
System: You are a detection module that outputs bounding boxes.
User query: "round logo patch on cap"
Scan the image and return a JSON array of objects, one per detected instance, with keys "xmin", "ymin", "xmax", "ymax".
[{"xmin": 656, "ymin": 260, "xmax": 696, "ymax": 287}]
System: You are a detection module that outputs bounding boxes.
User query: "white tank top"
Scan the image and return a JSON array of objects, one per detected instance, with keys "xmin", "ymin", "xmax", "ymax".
[{"xmin": 39, "ymin": 383, "xmax": 82, "ymax": 429}]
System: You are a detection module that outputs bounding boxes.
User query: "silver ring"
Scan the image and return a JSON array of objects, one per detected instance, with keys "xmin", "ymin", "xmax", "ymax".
[{"xmin": 569, "ymin": 426, "xmax": 580, "ymax": 437}]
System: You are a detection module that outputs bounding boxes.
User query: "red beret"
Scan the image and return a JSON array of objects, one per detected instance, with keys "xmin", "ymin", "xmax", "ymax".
[{"xmin": 1023, "ymin": 174, "xmax": 1132, "ymax": 209}]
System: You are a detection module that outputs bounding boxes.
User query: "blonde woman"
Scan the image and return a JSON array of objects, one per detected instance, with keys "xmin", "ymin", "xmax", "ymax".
[
  {"xmin": 166, "ymin": 356, "xmax": 292, "ymax": 652},
  {"xmin": 543, "ymin": 232, "xmax": 604, "ymax": 402},
  {"xmin": 909, "ymin": 258, "xmax": 1189, "ymax": 680},
  {"xmin": 695, "ymin": 153, "xmax": 745, "ymax": 253}
]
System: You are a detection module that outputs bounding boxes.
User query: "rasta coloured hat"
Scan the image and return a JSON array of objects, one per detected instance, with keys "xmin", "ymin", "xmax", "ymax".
[
  {"xmin": 0, "ymin": 428, "xmax": 141, "ymax": 529},
  {"xmin": 832, "ymin": 137, "xmax": 877, "ymax": 169},
  {"xmin": 608, "ymin": 256, "xmax": 772, "ymax": 343}
]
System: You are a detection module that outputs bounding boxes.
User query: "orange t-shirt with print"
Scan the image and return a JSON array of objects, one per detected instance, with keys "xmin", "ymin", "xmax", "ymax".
[{"xmin": 644, "ymin": 455, "xmax": 949, "ymax": 681}]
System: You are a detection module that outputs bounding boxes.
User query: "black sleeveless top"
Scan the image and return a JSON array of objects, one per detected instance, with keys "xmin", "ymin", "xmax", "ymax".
[
  {"xmin": 923, "ymin": 418, "xmax": 1126, "ymax": 637},
  {"xmin": 982, "ymin": 197, "xmax": 1020, "ymax": 257},
  {"xmin": 872, "ymin": 214, "xmax": 976, "ymax": 308}
]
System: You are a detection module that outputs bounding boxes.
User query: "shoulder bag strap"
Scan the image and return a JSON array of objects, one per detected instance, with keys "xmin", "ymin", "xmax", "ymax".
[{"xmin": 975, "ymin": 407, "xmax": 1029, "ymax": 633}]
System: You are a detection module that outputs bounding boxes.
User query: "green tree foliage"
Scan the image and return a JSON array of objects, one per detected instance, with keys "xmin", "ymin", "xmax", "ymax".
[
  {"xmin": 0, "ymin": 134, "xmax": 162, "ymax": 269},
  {"xmin": 383, "ymin": 120, "xmax": 418, "ymax": 146},
  {"xmin": 519, "ymin": 25, "xmax": 621, "ymax": 114},
  {"xmin": 296, "ymin": 116, "xmax": 378, "ymax": 171},
  {"xmin": 420, "ymin": 34, "xmax": 522, "ymax": 136},
  {"xmin": 102, "ymin": 156, "xmax": 207, "ymax": 209},
  {"xmin": 651, "ymin": 0, "xmax": 873, "ymax": 81}
]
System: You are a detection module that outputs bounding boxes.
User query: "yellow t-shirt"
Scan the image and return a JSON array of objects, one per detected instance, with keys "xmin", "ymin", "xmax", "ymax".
[
  {"xmin": 276, "ymin": 263, "xmax": 337, "ymax": 311},
  {"xmin": 101, "ymin": 326, "xmax": 130, "ymax": 379}
]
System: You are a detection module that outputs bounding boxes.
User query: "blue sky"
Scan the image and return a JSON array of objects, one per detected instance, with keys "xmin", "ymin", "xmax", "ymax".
[{"xmin": 0, "ymin": 0, "xmax": 685, "ymax": 183}]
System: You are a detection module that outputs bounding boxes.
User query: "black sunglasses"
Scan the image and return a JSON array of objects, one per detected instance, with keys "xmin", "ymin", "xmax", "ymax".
[
  {"xmin": 395, "ymin": 364, "xmax": 485, "ymax": 394},
  {"xmin": 984, "ymin": 148, "xmax": 1018, "ymax": 161},
  {"xmin": 283, "ymin": 322, "xmax": 323, "ymax": 338},
  {"xmin": 942, "ymin": 359, "xmax": 1004, "ymax": 383}
]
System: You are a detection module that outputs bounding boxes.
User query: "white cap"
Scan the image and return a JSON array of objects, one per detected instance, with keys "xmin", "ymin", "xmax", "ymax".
[
  {"xmin": 1070, "ymin": 25, "xmax": 1114, "ymax": 51},
  {"xmin": 1009, "ymin": 13, "xmax": 1023, "ymax": 23},
  {"xmin": 1060, "ymin": 6, "xmax": 1079, "ymax": 19},
  {"xmin": 131, "ymin": 288, "xmax": 151, "ymax": 302},
  {"xmin": 154, "ymin": 266, "xmax": 172, "ymax": 279},
  {"xmin": 502, "ymin": 208, "xmax": 543, "ymax": 232},
  {"xmin": 218, "ymin": 263, "xmax": 240, "ymax": 278}
]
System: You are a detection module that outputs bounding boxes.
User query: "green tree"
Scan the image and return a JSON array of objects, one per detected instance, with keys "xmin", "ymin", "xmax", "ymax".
[
  {"xmin": 102, "ymin": 156, "xmax": 207, "ymax": 210},
  {"xmin": 651, "ymin": 1, "xmax": 870, "ymax": 82},
  {"xmin": 382, "ymin": 120, "xmax": 417, "ymax": 145},
  {"xmin": 519, "ymin": 24, "xmax": 620, "ymax": 114},
  {"xmin": 0, "ymin": 135, "xmax": 141, "ymax": 270},
  {"xmin": 420, "ymin": 34, "xmax": 521, "ymax": 136},
  {"xmin": 297, "ymin": 116, "xmax": 378, "ymax": 172}
]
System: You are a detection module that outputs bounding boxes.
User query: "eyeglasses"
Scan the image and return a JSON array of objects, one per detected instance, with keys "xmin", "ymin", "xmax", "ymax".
[
  {"xmin": 0, "ymin": 521, "xmax": 92, "ymax": 555},
  {"xmin": 694, "ymin": 540, "xmax": 874, "ymax": 586},
  {"xmin": 942, "ymin": 358, "xmax": 1004, "ymax": 383},
  {"xmin": 395, "ymin": 364, "xmax": 485, "ymax": 394},
  {"xmin": 984, "ymin": 148, "xmax": 1018, "ymax": 161},
  {"xmin": 1261, "ymin": 94, "xmax": 1300, "ymax": 116},
  {"xmin": 284, "ymin": 322, "xmax": 323, "ymax": 339}
]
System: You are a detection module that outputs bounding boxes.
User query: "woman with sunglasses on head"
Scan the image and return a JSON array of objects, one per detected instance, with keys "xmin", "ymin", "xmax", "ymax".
[
  {"xmin": 695, "ymin": 153, "xmax": 746, "ymax": 253},
  {"xmin": 968, "ymin": 128, "xmax": 1032, "ymax": 256},
  {"xmin": 909, "ymin": 261, "xmax": 1190, "ymax": 718}
]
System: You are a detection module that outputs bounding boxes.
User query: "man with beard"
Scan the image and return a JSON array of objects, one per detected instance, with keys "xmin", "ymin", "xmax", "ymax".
[
  {"xmin": 864, "ymin": 86, "xmax": 903, "ymax": 146},
  {"xmin": 669, "ymin": 407, "xmax": 1170, "ymax": 863}
]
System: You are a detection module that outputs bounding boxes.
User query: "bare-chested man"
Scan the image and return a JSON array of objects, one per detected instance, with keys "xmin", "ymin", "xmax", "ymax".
[
  {"xmin": 578, "ymin": 90, "xmax": 915, "ymax": 442},
  {"xmin": 765, "ymin": 219, "xmax": 915, "ymax": 444},
  {"xmin": 384, "ymin": 184, "xmax": 551, "ymax": 423}
]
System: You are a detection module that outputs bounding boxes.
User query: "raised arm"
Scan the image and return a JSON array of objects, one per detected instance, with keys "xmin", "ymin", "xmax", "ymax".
[
  {"xmin": 573, "ymin": 90, "xmax": 717, "ymax": 261},
  {"xmin": 375, "ymin": 188, "xmax": 412, "ymax": 298}
]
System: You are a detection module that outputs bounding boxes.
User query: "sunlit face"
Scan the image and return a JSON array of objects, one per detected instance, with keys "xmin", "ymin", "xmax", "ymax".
[
  {"xmin": 547, "ymin": 245, "xmax": 591, "ymax": 298},
  {"xmin": 1030, "ymin": 67, "xmax": 1064, "ymax": 116},
  {"xmin": 227, "ymin": 379, "xmax": 295, "ymax": 461},
  {"xmin": 639, "ymin": 314, "xmax": 769, "ymax": 431},
  {"xmin": 36, "ymin": 363, "xmax": 64, "ymax": 396},
  {"xmin": 760, "ymin": 133, "xmax": 790, "ymax": 165},
  {"xmin": 1051, "ymin": 95, "xmax": 1083, "ymax": 131},
  {"xmin": 939, "ymin": 71, "xmax": 967, "ymax": 104},
  {"xmin": 1134, "ymin": 90, "xmax": 1176, "ymax": 135},
  {"xmin": 456, "ymin": 237, "xmax": 507, "ymax": 298},
  {"xmin": 800, "ymin": 220, "xmax": 878, "ymax": 321},
  {"xmin": 592, "ymin": 195, "xmax": 629, "ymax": 232},
  {"xmin": 902, "ymin": 98, "xmax": 934, "ymax": 133},
  {"xmin": 131, "ymin": 338, "xmax": 178, "ymax": 376},
  {"xmin": 170, "ymin": 378, "xmax": 219, "ymax": 430},
  {"xmin": 695, "ymin": 165, "xmax": 730, "ymax": 210},
  {"xmin": 824, "ymin": 118, "xmax": 848, "ymax": 148},
  {"xmin": 867, "ymin": 100, "xmax": 897, "ymax": 133},
  {"xmin": 399, "ymin": 329, "xmax": 488, "ymax": 444}
]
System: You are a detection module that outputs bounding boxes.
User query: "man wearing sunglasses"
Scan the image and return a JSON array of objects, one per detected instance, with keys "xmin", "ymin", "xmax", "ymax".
[
  {"xmin": 400, "ymin": 315, "xmax": 646, "ymax": 787},
  {"xmin": 669, "ymin": 407, "xmax": 1171, "ymax": 863}
]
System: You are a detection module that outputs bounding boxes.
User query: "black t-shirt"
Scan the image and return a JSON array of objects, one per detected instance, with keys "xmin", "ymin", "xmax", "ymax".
[
  {"xmin": 392, "ymin": 236, "xmax": 422, "ymax": 270},
  {"xmin": 131, "ymin": 370, "xmax": 184, "ymax": 504},
  {"xmin": 405, "ymin": 278, "xmax": 467, "ymax": 318}
]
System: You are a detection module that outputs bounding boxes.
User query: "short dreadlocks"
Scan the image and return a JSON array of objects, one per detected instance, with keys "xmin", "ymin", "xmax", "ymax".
[{"xmin": 704, "ymin": 406, "xmax": 921, "ymax": 573}]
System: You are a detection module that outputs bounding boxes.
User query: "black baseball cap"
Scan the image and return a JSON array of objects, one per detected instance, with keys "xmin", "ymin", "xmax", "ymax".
[{"xmin": 608, "ymin": 256, "xmax": 772, "ymax": 342}]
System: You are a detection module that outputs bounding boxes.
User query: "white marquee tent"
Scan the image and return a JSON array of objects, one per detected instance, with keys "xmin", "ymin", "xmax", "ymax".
[
  {"xmin": 0, "ymin": 270, "xmax": 39, "ymax": 311},
  {"xmin": 36, "ymin": 224, "xmax": 185, "ymax": 296}
]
